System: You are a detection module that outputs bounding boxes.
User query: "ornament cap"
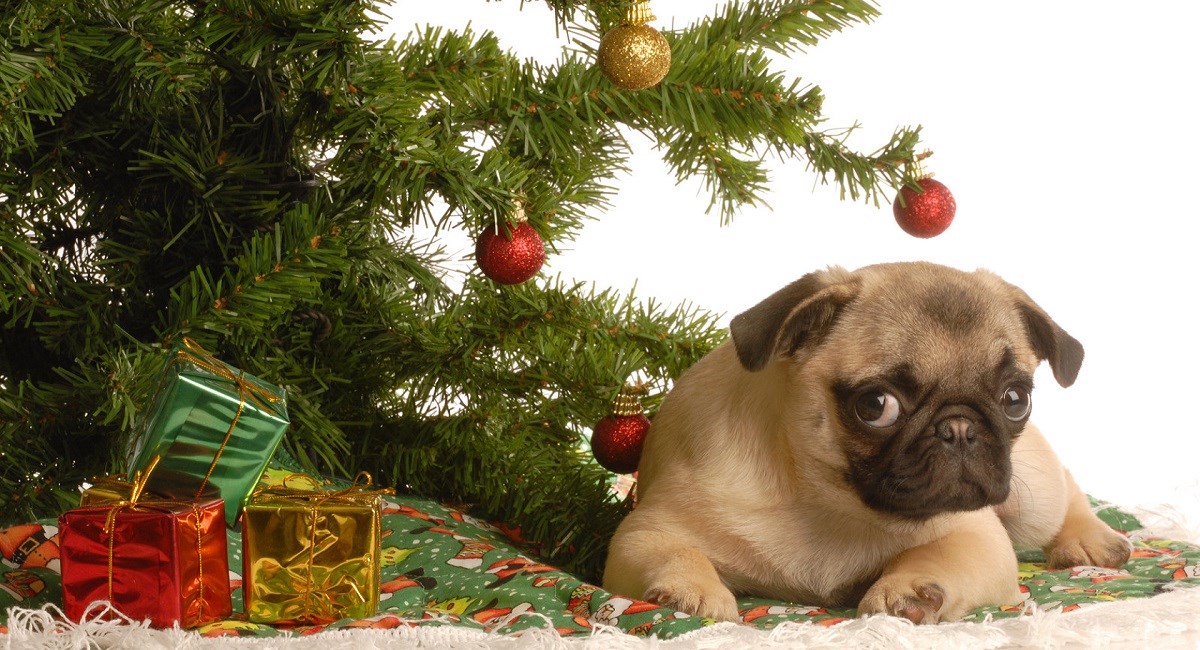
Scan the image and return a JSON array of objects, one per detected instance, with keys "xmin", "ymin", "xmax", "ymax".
[
  {"xmin": 908, "ymin": 149, "xmax": 935, "ymax": 181},
  {"xmin": 510, "ymin": 198, "xmax": 528, "ymax": 225},
  {"xmin": 624, "ymin": 1, "xmax": 656, "ymax": 26},
  {"xmin": 486, "ymin": 199, "xmax": 528, "ymax": 237},
  {"xmin": 611, "ymin": 382, "xmax": 647, "ymax": 416}
]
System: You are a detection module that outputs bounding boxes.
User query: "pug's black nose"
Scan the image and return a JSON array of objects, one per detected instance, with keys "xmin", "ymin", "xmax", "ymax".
[{"xmin": 936, "ymin": 416, "xmax": 976, "ymax": 447}]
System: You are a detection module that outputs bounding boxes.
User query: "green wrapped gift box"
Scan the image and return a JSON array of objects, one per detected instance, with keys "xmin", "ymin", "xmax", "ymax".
[{"xmin": 126, "ymin": 338, "xmax": 289, "ymax": 526}]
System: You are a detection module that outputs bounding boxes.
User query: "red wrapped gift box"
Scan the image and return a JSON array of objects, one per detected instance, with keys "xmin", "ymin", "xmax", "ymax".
[{"xmin": 58, "ymin": 496, "xmax": 231, "ymax": 628}]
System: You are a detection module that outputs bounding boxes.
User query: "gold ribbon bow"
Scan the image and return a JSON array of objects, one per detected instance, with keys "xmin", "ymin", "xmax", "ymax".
[
  {"xmin": 100, "ymin": 455, "xmax": 207, "ymax": 610},
  {"xmin": 174, "ymin": 337, "xmax": 284, "ymax": 497}
]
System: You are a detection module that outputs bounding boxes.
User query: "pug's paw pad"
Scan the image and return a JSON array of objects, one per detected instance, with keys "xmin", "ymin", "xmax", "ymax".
[
  {"xmin": 1047, "ymin": 523, "xmax": 1132, "ymax": 569},
  {"xmin": 859, "ymin": 580, "xmax": 946, "ymax": 624},
  {"xmin": 644, "ymin": 578, "xmax": 739, "ymax": 621}
]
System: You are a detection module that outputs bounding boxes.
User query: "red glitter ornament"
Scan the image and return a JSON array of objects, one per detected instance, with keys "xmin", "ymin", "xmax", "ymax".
[
  {"xmin": 475, "ymin": 217, "xmax": 545, "ymax": 285},
  {"xmin": 893, "ymin": 177, "xmax": 956, "ymax": 238},
  {"xmin": 591, "ymin": 385, "xmax": 650, "ymax": 475}
]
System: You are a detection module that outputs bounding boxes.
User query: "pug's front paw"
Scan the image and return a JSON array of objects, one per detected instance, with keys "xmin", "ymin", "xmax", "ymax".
[
  {"xmin": 859, "ymin": 578, "xmax": 946, "ymax": 624},
  {"xmin": 1046, "ymin": 517, "xmax": 1132, "ymax": 569},
  {"xmin": 644, "ymin": 575, "xmax": 739, "ymax": 622}
]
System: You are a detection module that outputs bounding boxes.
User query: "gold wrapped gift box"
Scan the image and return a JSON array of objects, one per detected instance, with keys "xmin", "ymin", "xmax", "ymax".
[{"xmin": 241, "ymin": 476, "xmax": 390, "ymax": 625}]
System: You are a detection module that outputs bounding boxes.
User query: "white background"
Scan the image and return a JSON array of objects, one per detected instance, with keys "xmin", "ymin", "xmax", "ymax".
[{"xmin": 382, "ymin": 2, "xmax": 1200, "ymax": 533}]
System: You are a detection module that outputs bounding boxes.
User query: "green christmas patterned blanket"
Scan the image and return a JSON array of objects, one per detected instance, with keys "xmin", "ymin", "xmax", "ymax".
[{"xmin": 2, "ymin": 488, "xmax": 1198, "ymax": 640}]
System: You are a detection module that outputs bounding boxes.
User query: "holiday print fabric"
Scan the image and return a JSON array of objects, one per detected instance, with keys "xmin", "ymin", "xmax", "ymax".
[{"xmin": 2, "ymin": 484, "xmax": 1198, "ymax": 638}]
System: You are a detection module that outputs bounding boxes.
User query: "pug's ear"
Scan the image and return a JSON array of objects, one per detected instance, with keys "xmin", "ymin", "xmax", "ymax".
[
  {"xmin": 730, "ymin": 267, "xmax": 860, "ymax": 372},
  {"xmin": 1008, "ymin": 286, "xmax": 1085, "ymax": 387}
]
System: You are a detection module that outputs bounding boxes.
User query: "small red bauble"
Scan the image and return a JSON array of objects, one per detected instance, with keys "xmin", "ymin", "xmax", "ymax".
[
  {"xmin": 592, "ymin": 413, "xmax": 649, "ymax": 474},
  {"xmin": 475, "ymin": 221, "xmax": 545, "ymax": 285},
  {"xmin": 591, "ymin": 387, "xmax": 650, "ymax": 474},
  {"xmin": 893, "ymin": 177, "xmax": 956, "ymax": 238}
]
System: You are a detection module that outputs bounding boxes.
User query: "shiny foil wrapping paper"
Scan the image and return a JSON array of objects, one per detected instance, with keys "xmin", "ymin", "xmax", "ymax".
[
  {"xmin": 242, "ymin": 488, "xmax": 384, "ymax": 625},
  {"xmin": 78, "ymin": 481, "xmax": 135, "ymax": 508},
  {"xmin": 126, "ymin": 338, "xmax": 289, "ymax": 526},
  {"xmin": 58, "ymin": 497, "xmax": 232, "ymax": 628},
  {"xmin": 80, "ymin": 473, "xmax": 219, "ymax": 507}
]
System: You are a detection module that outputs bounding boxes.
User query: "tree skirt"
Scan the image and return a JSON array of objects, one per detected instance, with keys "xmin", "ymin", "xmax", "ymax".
[{"xmin": 3, "ymin": 481, "xmax": 1199, "ymax": 648}]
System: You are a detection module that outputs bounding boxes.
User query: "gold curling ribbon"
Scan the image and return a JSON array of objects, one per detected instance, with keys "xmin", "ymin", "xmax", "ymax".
[
  {"xmin": 174, "ymin": 337, "xmax": 284, "ymax": 498},
  {"xmin": 100, "ymin": 455, "xmax": 207, "ymax": 613},
  {"xmin": 251, "ymin": 472, "xmax": 393, "ymax": 619}
]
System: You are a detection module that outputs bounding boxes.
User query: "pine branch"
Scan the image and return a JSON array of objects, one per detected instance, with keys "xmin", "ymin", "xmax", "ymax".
[
  {"xmin": 468, "ymin": 4, "xmax": 910, "ymax": 220},
  {"xmin": 702, "ymin": 0, "xmax": 881, "ymax": 56},
  {"xmin": 0, "ymin": 346, "xmax": 153, "ymax": 525},
  {"xmin": 0, "ymin": 1, "xmax": 102, "ymax": 153},
  {"xmin": 0, "ymin": 228, "xmax": 51, "ymax": 319},
  {"xmin": 801, "ymin": 123, "xmax": 923, "ymax": 203}
]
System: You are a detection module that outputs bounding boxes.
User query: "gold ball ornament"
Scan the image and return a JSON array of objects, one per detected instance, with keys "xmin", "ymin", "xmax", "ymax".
[{"xmin": 598, "ymin": 9, "xmax": 671, "ymax": 90}]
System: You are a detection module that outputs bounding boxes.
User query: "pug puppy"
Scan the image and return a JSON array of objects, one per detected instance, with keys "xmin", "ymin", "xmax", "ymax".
[{"xmin": 603, "ymin": 262, "xmax": 1131, "ymax": 624}]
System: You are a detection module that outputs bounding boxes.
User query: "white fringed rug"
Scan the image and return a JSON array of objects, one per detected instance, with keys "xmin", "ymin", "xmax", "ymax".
[
  {"xmin": 5, "ymin": 587, "xmax": 1200, "ymax": 650},
  {"xmin": 6, "ymin": 503, "xmax": 1199, "ymax": 650}
]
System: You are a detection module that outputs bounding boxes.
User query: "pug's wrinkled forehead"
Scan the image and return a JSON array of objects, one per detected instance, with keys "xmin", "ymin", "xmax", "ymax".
[
  {"xmin": 730, "ymin": 262, "xmax": 1082, "ymax": 389},
  {"xmin": 833, "ymin": 270, "xmax": 1041, "ymax": 389}
]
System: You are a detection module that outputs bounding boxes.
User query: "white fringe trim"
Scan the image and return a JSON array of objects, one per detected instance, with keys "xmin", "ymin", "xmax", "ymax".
[{"xmin": 6, "ymin": 588, "xmax": 1200, "ymax": 650}]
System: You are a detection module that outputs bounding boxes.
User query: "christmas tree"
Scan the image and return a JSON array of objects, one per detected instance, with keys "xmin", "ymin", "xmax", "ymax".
[{"xmin": 0, "ymin": 0, "xmax": 922, "ymax": 580}]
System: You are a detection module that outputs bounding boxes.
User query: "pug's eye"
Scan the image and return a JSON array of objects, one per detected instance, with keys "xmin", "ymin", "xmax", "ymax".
[
  {"xmin": 1001, "ymin": 386, "xmax": 1032, "ymax": 421},
  {"xmin": 854, "ymin": 390, "xmax": 902, "ymax": 428}
]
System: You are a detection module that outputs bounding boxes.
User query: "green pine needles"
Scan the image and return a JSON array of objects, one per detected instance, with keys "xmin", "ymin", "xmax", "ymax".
[{"xmin": 0, "ymin": 0, "xmax": 921, "ymax": 580}]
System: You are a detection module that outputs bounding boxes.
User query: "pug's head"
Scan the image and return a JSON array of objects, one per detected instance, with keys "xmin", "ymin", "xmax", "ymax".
[{"xmin": 729, "ymin": 262, "xmax": 1083, "ymax": 520}]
